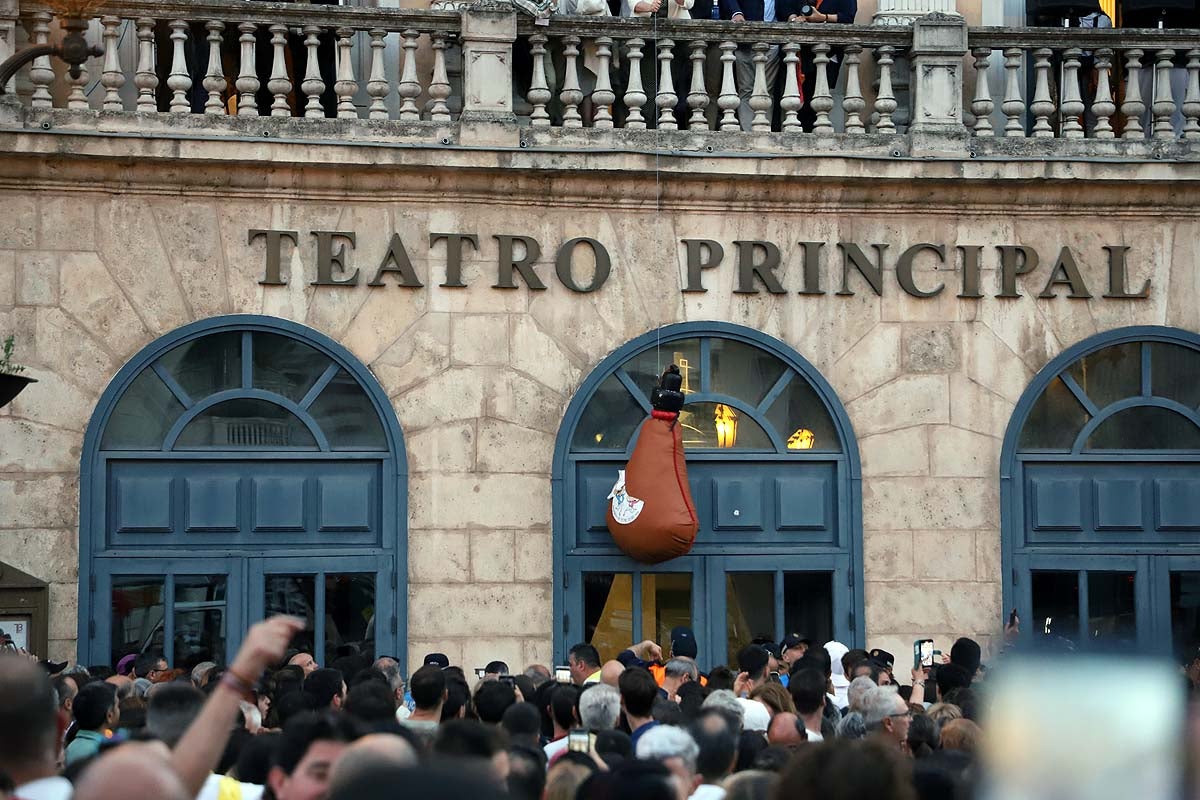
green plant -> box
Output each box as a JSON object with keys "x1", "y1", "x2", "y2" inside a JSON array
[{"x1": 0, "y1": 336, "x2": 26, "y2": 376}]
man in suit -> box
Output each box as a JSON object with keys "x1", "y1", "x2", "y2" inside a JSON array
[{"x1": 720, "y1": 0, "x2": 782, "y2": 131}]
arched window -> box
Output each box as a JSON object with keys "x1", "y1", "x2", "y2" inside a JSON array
[
  {"x1": 555, "y1": 324, "x2": 861, "y2": 667},
  {"x1": 80, "y1": 316, "x2": 406, "y2": 671},
  {"x1": 1004, "y1": 327, "x2": 1200, "y2": 657}
]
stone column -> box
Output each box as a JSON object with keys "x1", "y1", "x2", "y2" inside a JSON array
[
  {"x1": 908, "y1": 12, "x2": 968, "y2": 147},
  {"x1": 458, "y1": 1, "x2": 519, "y2": 146},
  {"x1": 0, "y1": 0, "x2": 20, "y2": 123},
  {"x1": 872, "y1": 0, "x2": 961, "y2": 133}
]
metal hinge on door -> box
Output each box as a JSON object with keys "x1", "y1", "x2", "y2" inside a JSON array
[
  {"x1": 848, "y1": 611, "x2": 855, "y2": 631},
  {"x1": 563, "y1": 572, "x2": 569, "y2": 589},
  {"x1": 1012, "y1": 568, "x2": 1018, "y2": 586},
  {"x1": 391, "y1": 615, "x2": 397, "y2": 635},
  {"x1": 562, "y1": 613, "x2": 569, "y2": 635},
  {"x1": 88, "y1": 619, "x2": 95, "y2": 639},
  {"x1": 847, "y1": 570, "x2": 854, "y2": 589}
]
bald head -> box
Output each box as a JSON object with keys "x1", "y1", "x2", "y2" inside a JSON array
[
  {"x1": 74, "y1": 743, "x2": 188, "y2": 800},
  {"x1": 328, "y1": 734, "x2": 418, "y2": 795},
  {"x1": 767, "y1": 712, "x2": 805, "y2": 747},
  {"x1": 600, "y1": 660, "x2": 625, "y2": 687},
  {"x1": 0, "y1": 655, "x2": 61, "y2": 783}
]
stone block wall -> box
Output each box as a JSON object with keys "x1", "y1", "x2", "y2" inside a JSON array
[{"x1": 0, "y1": 136, "x2": 1193, "y2": 669}]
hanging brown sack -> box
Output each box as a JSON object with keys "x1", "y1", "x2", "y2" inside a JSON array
[{"x1": 606, "y1": 365, "x2": 699, "y2": 564}]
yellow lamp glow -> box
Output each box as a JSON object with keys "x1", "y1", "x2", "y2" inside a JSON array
[
  {"x1": 787, "y1": 428, "x2": 815, "y2": 450},
  {"x1": 715, "y1": 403, "x2": 738, "y2": 448}
]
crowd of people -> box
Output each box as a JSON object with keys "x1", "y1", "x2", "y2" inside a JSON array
[{"x1": 0, "y1": 615, "x2": 1001, "y2": 800}]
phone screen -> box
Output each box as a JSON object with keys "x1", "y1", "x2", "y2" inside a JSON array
[
  {"x1": 914, "y1": 639, "x2": 934, "y2": 669},
  {"x1": 981, "y1": 657, "x2": 1184, "y2": 800},
  {"x1": 475, "y1": 668, "x2": 487, "y2": 679},
  {"x1": 554, "y1": 666, "x2": 573, "y2": 684},
  {"x1": 567, "y1": 729, "x2": 593, "y2": 753}
]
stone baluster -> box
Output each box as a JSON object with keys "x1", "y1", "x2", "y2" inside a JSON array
[
  {"x1": 842, "y1": 44, "x2": 865, "y2": 135},
  {"x1": 429, "y1": 32, "x2": 452, "y2": 124},
  {"x1": 100, "y1": 16, "x2": 125, "y2": 112},
  {"x1": 560, "y1": 36, "x2": 584, "y2": 128},
  {"x1": 1092, "y1": 48, "x2": 1115, "y2": 139},
  {"x1": 1060, "y1": 47, "x2": 1084, "y2": 138},
  {"x1": 1002, "y1": 47, "x2": 1025, "y2": 137},
  {"x1": 168, "y1": 20, "x2": 192, "y2": 113},
  {"x1": 1184, "y1": 49, "x2": 1200, "y2": 140},
  {"x1": 622, "y1": 37, "x2": 647, "y2": 130},
  {"x1": 268, "y1": 24, "x2": 292, "y2": 116},
  {"x1": 335, "y1": 27, "x2": 358, "y2": 119},
  {"x1": 1029, "y1": 47, "x2": 1054, "y2": 137},
  {"x1": 748, "y1": 42, "x2": 771, "y2": 132},
  {"x1": 718, "y1": 40, "x2": 739, "y2": 132},
  {"x1": 366, "y1": 29, "x2": 389, "y2": 120},
  {"x1": 301, "y1": 25, "x2": 326, "y2": 118},
  {"x1": 811, "y1": 42, "x2": 834, "y2": 136},
  {"x1": 236, "y1": 22, "x2": 260, "y2": 116},
  {"x1": 874, "y1": 44, "x2": 896, "y2": 133},
  {"x1": 29, "y1": 11, "x2": 53, "y2": 108},
  {"x1": 66, "y1": 53, "x2": 89, "y2": 110},
  {"x1": 1153, "y1": 48, "x2": 1176, "y2": 140},
  {"x1": 657, "y1": 38, "x2": 678, "y2": 131},
  {"x1": 780, "y1": 42, "x2": 801, "y2": 133},
  {"x1": 397, "y1": 29, "x2": 421, "y2": 121},
  {"x1": 970, "y1": 46, "x2": 993, "y2": 136},
  {"x1": 202, "y1": 21, "x2": 226, "y2": 115},
  {"x1": 687, "y1": 40, "x2": 709, "y2": 130},
  {"x1": 528, "y1": 33, "x2": 553, "y2": 127},
  {"x1": 135, "y1": 18, "x2": 159, "y2": 113},
  {"x1": 592, "y1": 37, "x2": 616, "y2": 129},
  {"x1": 1121, "y1": 49, "x2": 1145, "y2": 139}
]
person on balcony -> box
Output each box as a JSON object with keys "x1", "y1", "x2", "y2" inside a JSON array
[
  {"x1": 720, "y1": 0, "x2": 783, "y2": 131},
  {"x1": 620, "y1": 0, "x2": 694, "y2": 127},
  {"x1": 786, "y1": 0, "x2": 857, "y2": 132}
]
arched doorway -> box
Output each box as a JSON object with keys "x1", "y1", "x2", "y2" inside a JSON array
[
  {"x1": 1002, "y1": 326, "x2": 1200, "y2": 656},
  {"x1": 553, "y1": 323, "x2": 863, "y2": 668},
  {"x1": 78, "y1": 315, "x2": 407, "y2": 670}
]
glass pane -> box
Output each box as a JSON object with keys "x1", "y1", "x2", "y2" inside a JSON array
[
  {"x1": 1086, "y1": 572, "x2": 1137, "y2": 650},
  {"x1": 158, "y1": 332, "x2": 241, "y2": 401},
  {"x1": 174, "y1": 576, "x2": 226, "y2": 670},
  {"x1": 266, "y1": 575, "x2": 316, "y2": 657},
  {"x1": 640, "y1": 574, "x2": 692, "y2": 651},
  {"x1": 1170, "y1": 572, "x2": 1200, "y2": 664},
  {"x1": 111, "y1": 577, "x2": 165, "y2": 668},
  {"x1": 726, "y1": 573, "x2": 775, "y2": 666},
  {"x1": 101, "y1": 370, "x2": 185, "y2": 450},
  {"x1": 626, "y1": 339, "x2": 703, "y2": 401},
  {"x1": 1151, "y1": 343, "x2": 1200, "y2": 410},
  {"x1": 783, "y1": 572, "x2": 833, "y2": 649},
  {"x1": 584, "y1": 573, "x2": 632, "y2": 664},
  {"x1": 253, "y1": 332, "x2": 329, "y2": 403},
  {"x1": 1086, "y1": 406, "x2": 1200, "y2": 450},
  {"x1": 710, "y1": 339, "x2": 787, "y2": 407},
  {"x1": 325, "y1": 574, "x2": 376, "y2": 664},
  {"x1": 765, "y1": 378, "x2": 841, "y2": 452},
  {"x1": 1031, "y1": 570, "x2": 1080, "y2": 649},
  {"x1": 1067, "y1": 342, "x2": 1141, "y2": 410},
  {"x1": 175, "y1": 399, "x2": 318, "y2": 449},
  {"x1": 1018, "y1": 377, "x2": 1090, "y2": 451},
  {"x1": 571, "y1": 375, "x2": 644, "y2": 451},
  {"x1": 680, "y1": 402, "x2": 773, "y2": 450},
  {"x1": 308, "y1": 370, "x2": 387, "y2": 451}
]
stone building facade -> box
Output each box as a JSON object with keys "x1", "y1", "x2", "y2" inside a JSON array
[{"x1": 0, "y1": 0, "x2": 1197, "y2": 674}]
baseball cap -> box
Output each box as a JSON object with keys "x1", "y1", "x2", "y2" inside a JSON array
[
  {"x1": 950, "y1": 638, "x2": 982, "y2": 674},
  {"x1": 868, "y1": 648, "x2": 895, "y2": 671},
  {"x1": 424, "y1": 652, "x2": 450, "y2": 669},
  {"x1": 484, "y1": 660, "x2": 509, "y2": 675},
  {"x1": 752, "y1": 637, "x2": 782, "y2": 659},
  {"x1": 670, "y1": 626, "x2": 698, "y2": 659},
  {"x1": 780, "y1": 633, "x2": 810, "y2": 652},
  {"x1": 737, "y1": 644, "x2": 770, "y2": 676}
]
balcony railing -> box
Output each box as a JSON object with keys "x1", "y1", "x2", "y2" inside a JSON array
[{"x1": 4, "y1": 0, "x2": 1200, "y2": 158}]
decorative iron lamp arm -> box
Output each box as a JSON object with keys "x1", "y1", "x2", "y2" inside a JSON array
[{"x1": 0, "y1": 18, "x2": 102, "y2": 91}]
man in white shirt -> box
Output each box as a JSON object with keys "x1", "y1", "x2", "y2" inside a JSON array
[{"x1": 1, "y1": 655, "x2": 72, "y2": 800}]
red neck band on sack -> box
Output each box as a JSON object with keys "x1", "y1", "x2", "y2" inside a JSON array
[{"x1": 651, "y1": 410, "x2": 679, "y2": 421}]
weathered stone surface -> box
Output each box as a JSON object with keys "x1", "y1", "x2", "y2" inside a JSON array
[
  {"x1": 406, "y1": 422, "x2": 477, "y2": 474},
  {"x1": 393, "y1": 367, "x2": 490, "y2": 431},
  {"x1": 864, "y1": 531, "x2": 913, "y2": 582},
  {"x1": 476, "y1": 418, "x2": 554, "y2": 474},
  {"x1": 409, "y1": 530, "x2": 471, "y2": 583},
  {"x1": 33, "y1": 308, "x2": 115, "y2": 392},
  {"x1": 0, "y1": 250, "x2": 13, "y2": 308},
  {"x1": 913, "y1": 530, "x2": 976, "y2": 581},
  {"x1": 40, "y1": 196, "x2": 96, "y2": 251},
  {"x1": 372, "y1": 313, "x2": 451, "y2": 398},
  {"x1": 410, "y1": 473, "x2": 552, "y2": 529},
  {"x1": 929, "y1": 426, "x2": 998, "y2": 478},
  {"x1": 845, "y1": 375, "x2": 950, "y2": 436},
  {"x1": 409, "y1": 583, "x2": 552, "y2": 637},
  {"x1": 0, "y1": 475, "x2": 77, "y2": 529},
  {"x1": 0, "y1": 419, "x2": 81, "y2": 472},
  {"x1": 0, "y1": 528, "x2": 78, "y2": 583},
  {"x1": 486, "y1": 371, "x2": 566, "y2": 434},
  {"x1": 17, "y1": 252, "x2": 56, "y2": 306},
  {"x1": 860, "y1": 427, "x2": 929, "y2": 477},
  {"x1": 509, "y1": 315, "x2": 582, "y2": 396},
  {"x1": 960, "y1": 323, "x2": 1032, "y2": 404},
  {"x1": 471, "y1": 529, "x2": 516, "y2": 582},
  {"x1": 406, "y1": 639, "x2": 464, "y2": 675},
  {"x1": 341, "y1": 289, "x2": 430, "y2": 368},
  {"x1": 948, "y1": 373, "x2": 1015, "y2": 439},
  {"x1": 866, "y1": 581, "x2": 1000, "y2": 635},
  {"x1": 902, "y1": 324, "x2": 959, "y2": 373},
  {"x1": 452, "y1": 313, "x2": 510, "y2": 366},
  {"x1": 96, "y1": 198, "x2": 192, "y2": 335},
  {"x1": 976, "y1": 528, "x2": 1002, "y2": 584},
  {"x1": 515, "y1": 529, "x2": 553, "y2": 583},
  {"x1": 48, "y1": 583, "x2": 78, "y2": 641},
  {"x1": 153, "y1": 202, "x2": 231, "y2": 321},
  {"x1": 863, "y1": 477, "x2": 997, "y2": 531},
  {"x1": 0, "y1": 194, "x2": 36, "y2": 249},
  {"x1": 522, "y1": 637, "x2": 554, "y2": 669},
  {"x1": 7, "y1": 369, "x2": 95, "y2": 433},
  {"x1": 829, "y1": 324, "x2": 902, "y2": 404},
  {"x1": 460, "y1": 638, "x2": 525, "y2": 675},
  {"x1": 58, "y1": 251, "x2": 150, "y2": 361}
]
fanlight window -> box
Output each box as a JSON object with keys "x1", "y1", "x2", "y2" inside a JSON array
[
  {"x1": 570, "y1": 336, "x2": 842, "y2": 453},
  {"x1": 101, "y1": 330, "x2": 387, "y2": 452},
  {"x1": 1018, "y1": 341, "x2": 1200, "y2": 453}
]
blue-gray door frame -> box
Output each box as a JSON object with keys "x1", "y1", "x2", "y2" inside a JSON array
[
  {"x1": 1001, "y1": 326, "x2": 1200, "y2": 653},
  {"x1": 77, "y1": 315, "x2": 408, "y2": 667},
  {"x1": 552, "y1": 322, "x2": 864, "y2": 664}
]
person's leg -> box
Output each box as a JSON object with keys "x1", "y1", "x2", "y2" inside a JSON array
[
  {"x1": 734, "y1": 44, "x2": 756, "y2": 131},
  {"x1": 761, "y1": 44, "x2": 780, "y2": 130}
]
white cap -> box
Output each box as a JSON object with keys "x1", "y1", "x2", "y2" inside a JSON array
[{"x1": 736, "y1": 698, "x2": 771, "y2": 732}]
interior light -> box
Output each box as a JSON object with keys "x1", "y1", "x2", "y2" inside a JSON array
[
  {"x1": 787, "y1": 428, "x2": 815, "y2": 450},
  {"x1": 715, "y1": 404, "x2": 738, "y2": 448}
]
